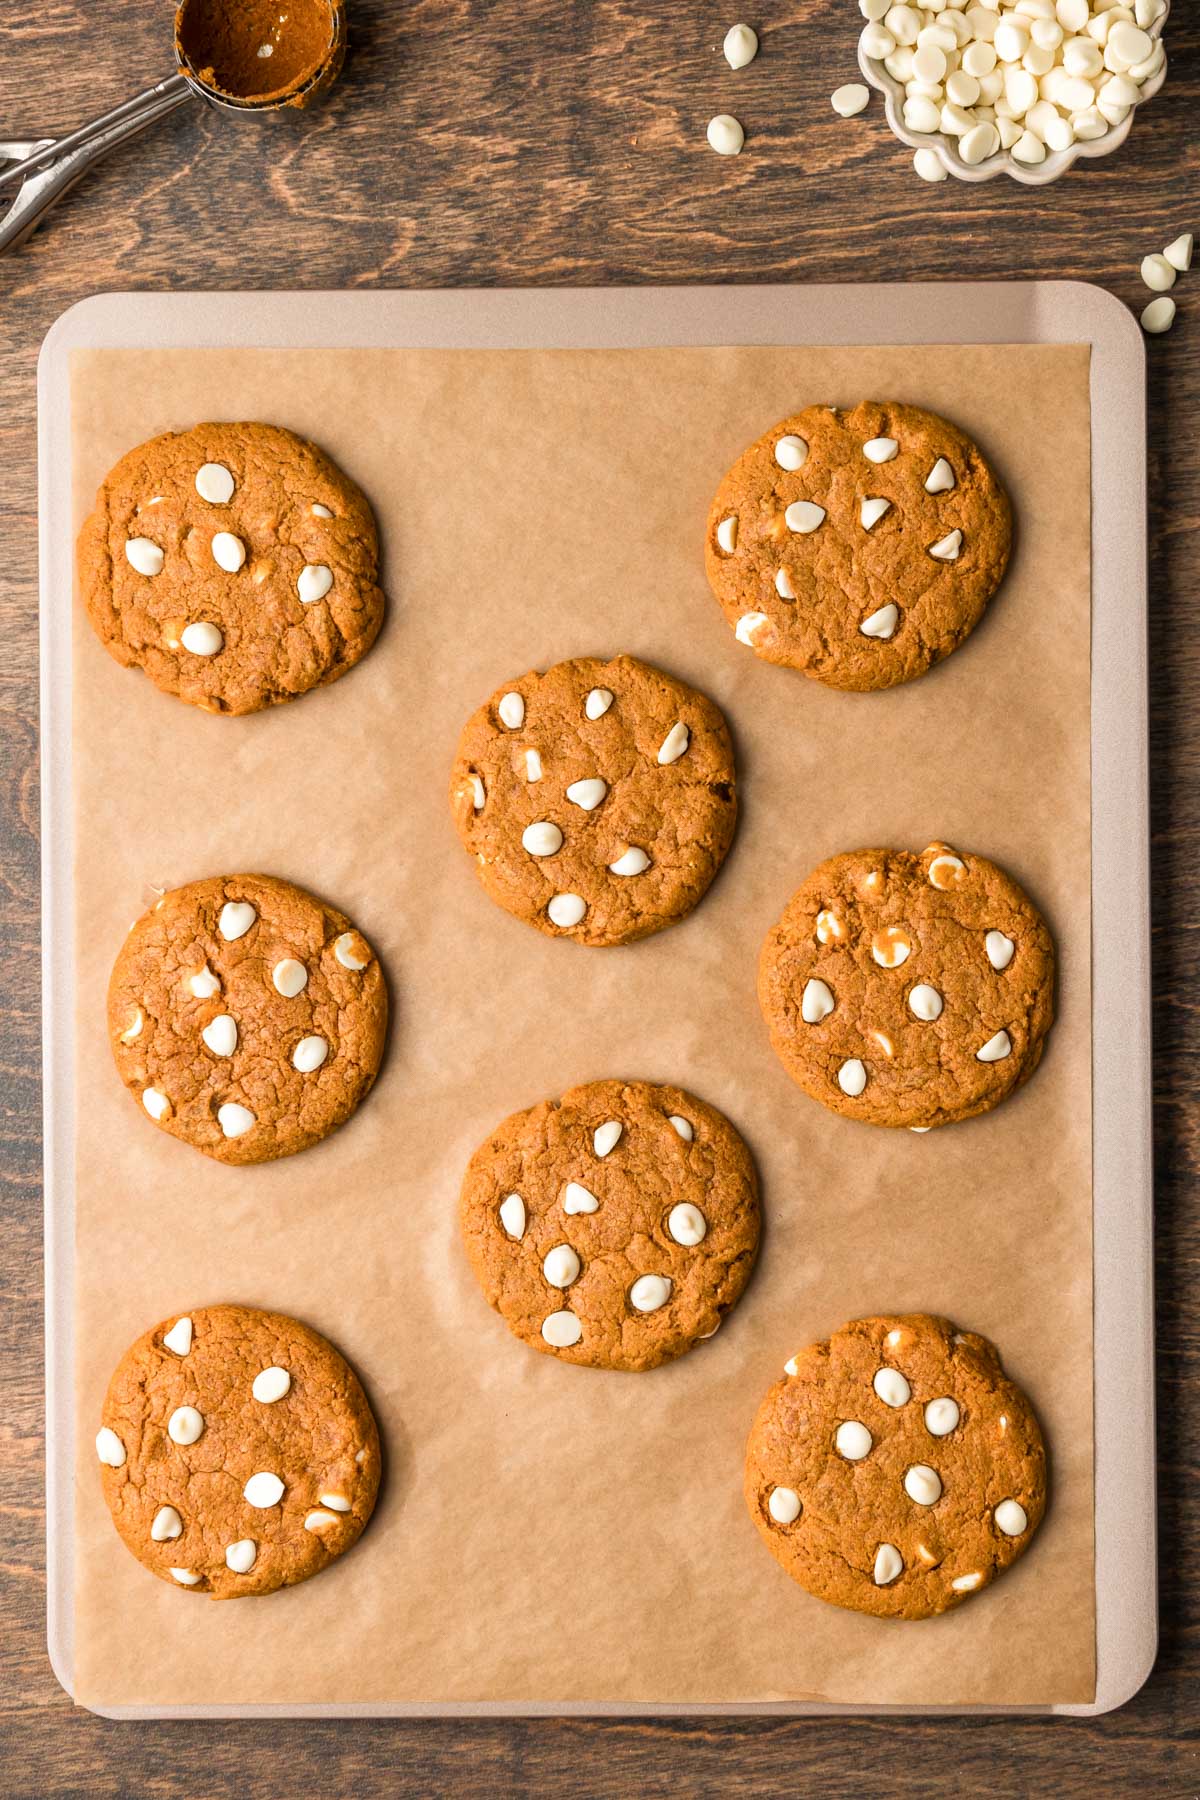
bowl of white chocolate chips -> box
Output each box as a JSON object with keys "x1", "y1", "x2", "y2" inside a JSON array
[{"x1": 857, "y1": 0, "x2": 1169, "y2": 185}]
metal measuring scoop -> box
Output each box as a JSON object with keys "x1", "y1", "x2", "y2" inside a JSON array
[{"x1": 0, "y1": 0, "x2": 346, "y2": 255}]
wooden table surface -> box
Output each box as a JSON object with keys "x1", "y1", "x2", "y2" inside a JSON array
[{"x1": 2, "y1": 3, "x2": 1197, "y2": 1794}]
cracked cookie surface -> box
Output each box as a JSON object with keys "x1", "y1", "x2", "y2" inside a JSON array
[
  {"x1": 108, "y1": 872, "x2": 387, "y2": 1165},
  {"x1": 96, "y1": 1303, "x2": 381, "y2": 1598},
  {"x1": 745, "y1": 1313, "x2": 1047, "y2": 1619},
  {"x1": 758, "y1": 842, "x2": 1055, "y2": 1130},
  {"x1": 460, "y1": 1079, "x2": 760, "y2": 1371},
  {"x1": 78, "y1": 422, "x2": 385, "y2": 715},
  {"x1": 449, "y1": 654, "x2": 737, "y2": 947},
  {"x1": 705, "y1": 401, "x2": 1012, "y2": 692}
]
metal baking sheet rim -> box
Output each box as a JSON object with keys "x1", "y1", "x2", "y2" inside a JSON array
[{"x1": 38, "y1": 283, "x2": 1155, "y2": 1720}]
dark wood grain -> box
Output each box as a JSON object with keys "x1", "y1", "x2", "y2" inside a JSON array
[{"x1": 1, "y1": 2, "x2": 1197, "y2": 1794}]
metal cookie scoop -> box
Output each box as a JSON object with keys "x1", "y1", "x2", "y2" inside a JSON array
[{"x1": 0, "y1": 0, "x2": 346, "y2": 256}]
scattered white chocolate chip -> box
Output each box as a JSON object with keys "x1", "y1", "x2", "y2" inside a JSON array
[
  {"x1": 219, "y1": 900, "x2": 256, "y2": 940},
  {"x1": 542, "y1": 1310, "x2": 582, "y2": 1347},
  {"x1": 716, "y1": 514, "x2": 738, "y2": 554},
  {"x1": 928, "y1": 529, "x2": 963, "y2": 561},
  {"x1": 873, "y1": 1543, "x2": 903, "y2": 1586},
  {"x1": 784, "y1": 1356, "x2": 799, "y2": 1377},
  {"x1": 835, "y1": 1419, "x2": 872, "y2": 1460},
  {"x1": 151, "y1": 1505, "x2": 183, "y2": 1541},
  {"x1": 217, "y1": 1102, "x2": 256, "y2": 1139},
  {"x1": 1141, "y1": 296, "x2": 1176, "y2": 334},
  {"x1": 548, "y1": 893, "x2": 586, "y2": 928},
  {"x1": 304, "y1": 1509, "x2": 339, "y2": 1532},
  {"x1": 195, "y1": 462, "x2": 235, "y2": 505},
  {"x1": 1141, "y1": 253, "x2": 1176, "y2": 293},
  {"x1": 201, "y1": 1013, "x2": 238, "y2": 1057},
  {"x1": 226, "y1": 1539, "x2": 257, "y2": 1573},
  {"x1": 860, "y1": 496, "x2": 892, "y2": 530},
  {"x1": 723, "y1": 21, "x2": 758, "y2": 68},
  {"x1": 311, "y1": 502, "x2": 334, "y2": 519},
  {"x1": 188, "y1": 964, "x2": 221, "y2": 999},
  {"x1": 96, "y1": 1426, "x2": 126, "y2": 1467},
  {"x1": 775, "y1": 567, "x2": 796, "y2": 599},
  {"x1": 785, "y1": 500, "x2": 826, "y2": 534},
  {"x1": 668, "y1": 1203, "x2": 707, "y2": 1246},
  {"x1": 863, "y1": 436, "x2": 899, "y2": 463},
  {"x1": 873, "y1": 1367, "x2": 912, "y2": 1408},
  {"x1": 125, "y1": 537, "x2": 164, "y2": 577},
  {"x1": 768, "y1": 1486, "x2": 802, "y2": 1524},
  {"x1": 816, "y1": 909, "x2": 845, "y2": 945},
  {"x1": 543, "y1": 1244, "x2": 581, "y2": 1289},
  {"x1": 668, "y1": 1114, "x2": 694, "y2": 1142},
  {"x1": 181, "y1": 621, "x2": 224, "y2": 657},
  {"x1": 832, "y1": 81, "x2": 871, "y2": 117},
  {"x1": 657, "y1": 721, "x2": 690, "y2": 765},
  {"x1": 801, "y1": 977, "x2": 835, "y2": 1024},
  {"x1": 976, "y1": 1028, "x2": 1012, "y2": 1063},
  {"x1": 860, "y1": 603, "x2": 899, "y2": 640},
  {"x1": 170, "y1": 1568, "x2": 202, "y2": 1587},
  {"x1": 498, "y1": 691, "x2": 525, "y2": 729},
  {"x1": 319, "y1": 1492, "x2": 351, "y2": 1513},
  {"x1": 736, "y1": 611, "x2": 771, "y2": 647},
  {"x1": 522, "y1": 821, "x2": 563, "y2": 857},
  {"x1": 630, "y1": 1274, "x2": 672, "y2": 1313},
  {"x1": 119, "y1": 1007, "x2": 144, "y2": 1044},
  {"x1": 926, "y1": 850, "x2": 965, "y2": 890},
  {"x1": 925, "y1": 1396, "x2": 960, "y2": 1436},
  {"x1": 334, "y1": 931, "x2": 371, "y2": 971},
  {"x1": 914, "y1": 148, "x2": 948, "y2": 181},
  {"x1": 904, "y1": 1464, "x2": 942, "y2": 1505},
  {"x1": 524, "y1": 749, "x2": 543, "y2": 783},
  {"x1": 211, "y1": 531, "x2": 246, "y2": 574},
  {"x1": 243, "y1": 1471, "x2": 284, "y2": 1508},
  {"x1": 566, "y1": 777, "x2": 607, "y2": 811},
  {"x1": 593, "y1": 1120, "x2": 623, "y2": 1158},
  {"x1": 293, "y1": 1034, "x2": 329, "y2": 1073},
  {"x1": 585, "y1": 687, "x2": 613, "y2": 720},
  {"x1": 163, "y1": 1316, "x2": 193, "y2": 1356},
  {"x1": 168, "y1": 1406, "x2": 204, "y2": 1446},
  {"x1": 273, "y1": 958, "x2": 308, "y2": 998},
  {"x1": 1164, "y1": 233, "x2": 1194, "y2": 273},
  {"x1": 498, "y1": 1193, "x2": 527, "y2": 1238},
  {"x1": 995, "y1": 1498, "x2": 1028, "y2": 1536},
  {"x1": 142, "y1": 1088, "x2": 171, "y2": 1122},
  {"x1": 707, "y1": 113, "x2": 745, "y2": 155},
  {"x1": 609, "y1": 847, "x2": 651, "y2": 876},
  {"x1": 908, "y1": 983, "x2": 944, "y2": 1022},
  {"x1": 468, "y1": 773, "x2": 485, "y2": 810},
  {"x1": 837, "y1": 1058, "x2": 867, "y2": 1097},
  {"x1": 563, "y1": 1181, "x2": 599, "y2": 1214},
  {"x1": 925, "y1": 457, "x2": 955, "y2": 493},
  {"x1": 951, "y1": 1571, "x2": 983, "y2": 1592},
  {"x1": 252, "y1": 1366, "x2": 291, "y2": 1404},
  {"x1": 774, "y1": 434, "x2": 809, "y2": 470},
  {"x1": 297, "y1": 563, "x2": 333, "y2": 604},
  {"x1": 985, "y1": 930, "x2": 1015, "y2": 971}
]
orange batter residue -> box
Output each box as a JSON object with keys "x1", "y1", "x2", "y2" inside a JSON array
[{"x1": 177, "y1": 0, "x2": 341, "y2": 106}]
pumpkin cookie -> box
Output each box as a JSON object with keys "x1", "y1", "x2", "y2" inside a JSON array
[
  {"x1": 449, "y1": 655, "x2": 737, "y2": 947},
  {"x1": 78, "y1": 422, "x2": 385, "y2": 715},
  {"x1": 95, "y1": 1304, "x2": 381, "y2": 1597},
  {"x1": 705, "y1": 402, "x2": 1012, "y2": 692},
  {"x1": 745, "y1": 1313, "x2": 1047, "y2": 1619},
  {"x1": 758, "y1": 842, "x2": 1054, "y2": 1130},
  {"x1": 108, "y1": 873, "x2": 387, "y2": 1165},
  {"x1": 460, "y1": 1079, "x2": 760, "y2": 1371}
]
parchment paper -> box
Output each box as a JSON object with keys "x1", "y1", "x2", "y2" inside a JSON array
[{"x1": 69, "y1": 341, "x2": 1094, "y2": 1709}]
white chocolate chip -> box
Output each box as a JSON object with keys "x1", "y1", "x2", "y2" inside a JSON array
[
  {"x1": 297, "y1": 563, "x2": 333, "y2": 604},
  {"x1": 304, "y1": 1509, "x2": 339, "y2": 1532},
  {"x1": 585, "y1": 687, "x2": 613, "y2": 719},
  {"x1": 928, "y1": 528, "x2": 963, "y2": 561},
  {"x1": 243, "y1": 1471, "x2": 284, "y2": 1508},
  {"x1": 119, "y1": 1006, "x2": 144, "y2": 1044},
  {"x1": 311, "y1": 502, "x2": 334, "y2": 519},
  {"x1": 860, "y1": 496, "x2": 892, "y2": 530},
  {"x1": 835, "y1": 1420, "x2": 872, "y2": 1460},
  {"x1": 293, "y1": 1034, "x2": 329, "y2": 1073},
  {"x1": 961, "y1": 120, "x2": 1000, "y2": 163},
  {"x1": 925, "y1": 457, "x2": 956, "y2": 493},
  {"x1": 211, "y1": 531, "x2": 246, "y2": 574},
  {"x1": 219, "y1": 900, "x2": 256, "y2": 940},
  {"x1": 801, "y1": 977, "x2": 835, "y2": 1023},
  {"x1": 768, "y1": 1486, "x2": 802, "y2": 1524},
  {"x1": 873, "y1": 1543, "x2": 903, "y2": 1586},
  {"x1": 774, "y1": 434, "x2": 809, "y2": 470},
  {"x1": 630, "y1": 1273, "x2": 672, "y2": 1313},
  {"x1": 832, "y1": 81, "x2": 871, "y2": 116},
  {"x1": 593, "y1": 1120, "x2": 623, "y2": 1157},
  {"x1": 873, "y1": 1367, "x2": 912, "y2": 1407},
  {"x1": 707, "y1": 113, "x2": 745, "y2": 155},
  {"x1": 170, "y1": 1568, "x2": 202, "y2": 1587},
  {"x1": 498, "y1": 691, "x2": 525, "y2": 729},
  {"x1": 1141, "y1": 296, "x2": 1176, "y2": 335},
  {"x1": 861, "y1": 22, "x2": 897, "y2": 56},
  {"x1": 181, "y1": 621, "x2": 224, "y2": 657},
  {"x1": 522, "y1": 821, "x2": 563, "y2": 857},
  {"x1": 657, "y1": 721, "x2": 690, "y2": 765},
  {"x1": 716, "y1": 514, "x2": 738, "y2": 553},
  {"x1": 863, "y1": 436, "x2": 899, "y2": 464},
  {"x1": 668, "y1": 1114, "x2": 693, "y2": 1141},
  {"x1": 543, "y1": 1243, "x2": 581, "y2": 1288},
  {"x1": 201, "y1": 1013, "x2": 238, "y2": 1057},
  {"x1": 142, "y1": 1087, "x2": 171, "y2": 1122},
  {"x1": 566, "y1": 777, "x2": 607, "y2": 811},
  {"x1": 252, "y1": 1366, "x2": 291, "y2": 1404},
  {"x1": 995, "y1": 1498, "x2": 1029, "y2": 1536},
  {"x1": 924, "y1": 1396, "x2": 960, "y2": 1436},
  {"x1": 837, "y1": 1058, "x2": 867, "y2": 1097},
  {"x1": 125, "y1": 537, "x2": 164, "y2": 577},
  {"x1": 163, "y1": 1316, "x2": 193, "y2": 1356},
  {"x1": 816, "y1": 909, "x2": 845, "y2": 945},
  {"x1": 548, "y1": 893, "x2": 586, "y2": 928},
  {"x1": 1164, "y1": 233, "x2": 1194, "y2": 273},
  {"x1": 927, "y1": 849, "x2": 965, "y2": 889},
  {"x1": 334, "y1": 931, "x2": 371, "y2": 971},
  {"x1": 318, "y1": 1492, "x2": 351, "y2": 1513},
  {"x1": 860, "y1": 603, "x2": 899, "y2": 640},
  {"x1": 985, "y1": 930, "x2": 1015, "y2": 970},
  {"x1": 524, "y1": 749, "x2": 543, "y2": 782},
  {"x1": 784, "y1": 1356, "x2": 799, "y2": 1376},
  {"x1": 225, "y1": 1539, "x2": 257, "y2": 1573},
  {"x1": 667, "y1": 1202, "x2": 707, "y2": 1246},
  {"x1": 914, "y1": 147, "x2": 948, "y2": 180},
  {"x1": 499, "y1": 1193, "x2": 526, "y2": 1238},
  {"x1": 541, "y1": 1311, "x2": 583, "y2": 1347},
  {"x1": 951, "y1": 1571, "x2": 983, "y2": 1592},
  {"x1": 976, "y1": 1028, "x2": 1012, "y2": 1062},
  {"x1": 785, "y1": 500, "x2": 826, "y2": 534},
  {"x1": 610, "y1": 847, "x2": 651, "y2": 877},
  {"x1": 723, "y1": 21, "x2": 758, "y2": 68},
  {"x1": 151, "y1": 1505, "x2": 183, "y2": 1541},
  {"x1": 775, "y1": 567, "x2": 796, "y2": 599},
  {"x1": 168, "y1": 1406, "x2": 204, "y2": 1446},
  {"x1": 217, "y1": 1102, "x2": 256, "y2": 1139},
  {"x1": 908, "y1": 983, "x2": 944, "y2": 1021},
  {"x1": 736, "y1": 611, "x2": 771, "y2": 647},
  {"x1": 904, "y1": 1463, "x2": 942, "y2": 1505},
  {"x1": 563, "y1": 1181, "x2": 599, "y2": 1214},
  {"x1": 96, "y1": 1426, "x2": 126, "y2": 1467},
  {"x1": 1141, "y1": 253, "x2": 1176, "y2": 293},
  {"x1": 195, "y1": 462, "x2": 235, "y2": 504},
  {"x1": 273, "y1": 958, "x2": 308, "y2": 997},
  {"x1": 188, "y1": 964, "x2": 221, "y2": 999}
]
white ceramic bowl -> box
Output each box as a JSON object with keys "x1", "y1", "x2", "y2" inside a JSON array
[{"x1": 858, "y1": 1, "x2": 1170, "y2": 185}]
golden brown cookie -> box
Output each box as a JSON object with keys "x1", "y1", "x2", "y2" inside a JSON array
[
  {"x1": 95, "y1": 1304, "x2": 381, "y2": 1598},
  {"x1": 460, "y1": 1079, "x2": 760, "y2": 1371},
  {"x1": 705, "y1": 402, "x2": 1012, "y2": 692},
  {"x1": 758, "y1": 842, "x2": 1054, "y2": 1130},
  {"x1": 78, "y1": 422, "x2": 385, "y2": 715},
  {"x1": 449, "y1": 655, "x2": 737, "y2": 947},
  {"x1": 745, "y1": 1313, "x2": 1047, "y2": 1619},
  {"x1": 108, "y1": 873, "x2": 387, "y2": 1165}
]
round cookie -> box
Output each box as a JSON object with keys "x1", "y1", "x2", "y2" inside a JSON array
[
  {"x1": 705, "y1": 401, "x2": 1012, "y2": 692},
  {"x1": 449, "y1": 654, "x2": 737, "y2": 947},
  {"x1": 78, "y1": 422, "x2": 385, "y2": 715},
  {"x1": 459, "y1": 1079, "x2": 760, "y2": 1371},
  {"x1": 758, "y1": 842, "x2": 1054, "y2": 1130},
  {"x1": 95, "y1": 1304, "x2": 381, "y2": 1598},
  {"x1": 745, "y1": 1313, "x2": 1047, "y2": 1619},
  {"x1": 108, "y1": 873, "x2": 387, "y2": 1165}
]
